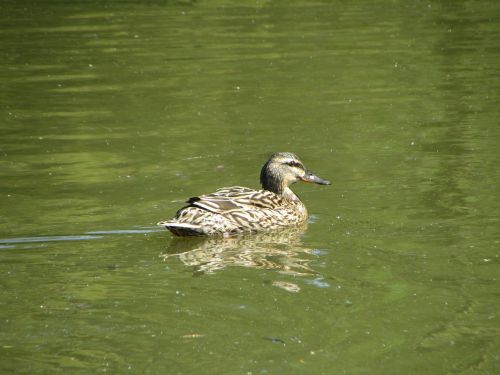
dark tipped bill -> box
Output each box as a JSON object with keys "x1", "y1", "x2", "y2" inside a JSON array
[{"x1": 300, "y1": 171, "x2": 331, "y2": 185}]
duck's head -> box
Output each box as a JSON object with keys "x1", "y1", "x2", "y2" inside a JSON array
[{"x1": 260, "y1": 152, "x2": 331, "y2": 194}]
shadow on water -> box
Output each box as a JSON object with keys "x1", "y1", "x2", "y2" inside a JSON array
[{"x1": 160, "y1": 224, "x2": 320, "y2": 279}]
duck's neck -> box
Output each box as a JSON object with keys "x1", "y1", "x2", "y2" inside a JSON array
[
  {"x1": 261, "y1": 173, "x2": 284, "y2": 193},
  {"x1": 260, "y1": 166, "x2": 301, "y2": 202},
  {"x1": 261, "y1": 168, "x2": 284, "y2": 194},
  {"x1": 281, "y1": 186, "x2": 302, "y2": 203},
  {"x1": 262, "y1": 180, "x2": 301, "y2": 203}
]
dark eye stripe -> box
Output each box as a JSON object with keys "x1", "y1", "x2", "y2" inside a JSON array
[{"x1": 286, "y1": 161, "x2": 302, "y2": 168}]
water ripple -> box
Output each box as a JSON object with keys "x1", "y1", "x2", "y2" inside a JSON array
[
  {"x1": 0, "y1": 228, "x2": 161, "y2": 245},
  {"x1": 0, "y1": 235, "x2": 103, "y2": 245}
]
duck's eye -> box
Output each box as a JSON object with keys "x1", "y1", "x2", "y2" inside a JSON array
[{"x1": 286, "y1": 161, "x2": 302, "y2": 169}]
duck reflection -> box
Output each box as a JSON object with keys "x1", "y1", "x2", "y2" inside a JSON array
[{"x1": 160, "y1": 224, "x2": 318, "y2": 276}]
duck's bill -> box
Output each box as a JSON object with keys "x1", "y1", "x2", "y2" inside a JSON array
[{"x1": 300, "y1": 172, "x2": 331, "y2": 185}]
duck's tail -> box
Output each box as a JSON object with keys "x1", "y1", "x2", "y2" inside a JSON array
[{"x1": 157, "y1": 221, "x2": 206, "y2": 237}]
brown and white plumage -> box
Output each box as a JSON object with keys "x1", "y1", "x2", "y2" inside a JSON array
[{"x1": 158, "y1": 152, "x2": 331, "y2": 236}]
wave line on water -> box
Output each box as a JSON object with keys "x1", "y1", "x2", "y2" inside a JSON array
[
  {"x1": 0, "y1": 227, "x2": 163, "y2": 246},
  {"x1": 85, "y1": 229, "x2": 162, "y2": 235},
  {"x1": 0, "y1": 235, "x2": 103, "y2": 244}
]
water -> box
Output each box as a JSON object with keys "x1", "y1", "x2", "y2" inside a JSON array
[{"x1": 1, "y1": 0, "x2": 499, "y2": 373}]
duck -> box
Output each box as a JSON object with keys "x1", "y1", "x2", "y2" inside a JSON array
[{"x1": 157, "y1": 152, "x2": 331, "y2": 236}]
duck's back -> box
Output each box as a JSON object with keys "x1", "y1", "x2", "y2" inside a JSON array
[{"x1": 158, "y1": 186, "x2": 307, "y2": 236}]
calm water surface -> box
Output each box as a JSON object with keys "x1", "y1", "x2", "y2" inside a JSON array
[{"x1": 1, "y1": 1, "x2": 499, "y2": 374}]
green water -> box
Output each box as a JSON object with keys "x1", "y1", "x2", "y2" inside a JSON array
[{"x1": 1, "y1": 0, "x2": 499, "y2": 373}]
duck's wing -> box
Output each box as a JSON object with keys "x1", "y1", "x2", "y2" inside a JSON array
[{"x1": 185, "y1": 186, "x2": 283, "y2": 214}]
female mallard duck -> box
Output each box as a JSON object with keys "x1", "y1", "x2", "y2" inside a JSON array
[{"x1": 158, "y1": 152, "x2": 331, "y2": 236}]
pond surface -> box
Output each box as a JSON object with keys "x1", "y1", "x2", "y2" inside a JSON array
[{"x1": 1, "y1": 0, "x2": 499, "y2": 374}]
